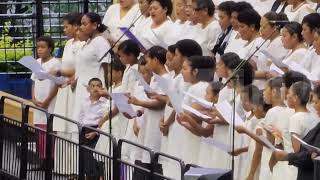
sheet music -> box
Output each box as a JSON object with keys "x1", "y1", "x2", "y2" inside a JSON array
[
  {"x1": 183, "y1": 91, "x2": 213, "y2": 109},
  {"x1": 182, "y1": 104, "x2": 212, "y2": 120},
  {"x1": 110, "y1": 93, "x2": 137, "y2": 118},
  {"x1": 257, "y1": 135, "x2": 277, "y2": 151},
  {"x1": 270, "y1": 63, "x2": 284, "y2": 75},
  {"x1": 120, "y1": 27, "x2": 146, "y2": 51},
  {"x1": 292, "y1": 134, "x2": 320, "y2": 153},
  {"x1": 215, "y1": 100, "x2": 244, "y2": 126},
  {"x1": 132, "y1": 69, "x2": 155, "y2": 93},
  {"x1": 260, "y1": 49, "x2": 287, "y2": 68},
  {"x1": 201, "y1": 137, "x2": 232, "y2": 153}
]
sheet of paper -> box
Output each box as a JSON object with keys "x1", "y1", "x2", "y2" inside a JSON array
[
  {"x1": 36, "y1": 71, "x2": 67, "y2": 85},
  {"x1": 110, "y1": 93, "x2": 137, "y2": 118},
  {"x1": 270, "y1": 63, "x2": 284, "y2": 75},
  {"x1": 214, "y1": 100, "x2": 243, "y2": 126},
  {"x1": 201, "y1": 137, "x2": 232, "y2": 153},
  {"x1": 18, "y1": 56, "x2": 44, "y2": 73},
  {"x1": 182, "y1": 104, "x2": 211, "y2": 120},
  {"x1": 260, "y1": 49, "x2": 287, "y2": 68},
  {"x1": 292, "y1": 134, "x2": 320, "y2": 153},
  {"x1": 257, "y1": 135, "x2": 277, "y2": 151},
  {"x1": 183, "y1": 91, "x2": 213, "y2": 109},
  {"x1": 132, "y1": 69, "x2": 155, "y2": 93},
  {"x1": 285, "y1": 61, "x2": 317, "y2": 81},
  {"x1": 119, "y1": 27, "x2": 146, "y2": 51}
]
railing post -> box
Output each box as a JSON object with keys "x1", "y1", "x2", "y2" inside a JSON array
[
  {"x1": 0, "y1": 97, "x2": 5, "y2": 170},
  {"x1": 113, "y1": 139, "x2": 120, "y2": 180},
  {"x1": 45, "y1": 113, "x2": 53, "y2": 180},
  {"x1": 83, "y1": 0, "x2": 89, "y2": 13},
  {"x1": 78, "y1": 126, "x2": 85, "y2": 180},
  {"x1": 35, "y1": 0, "x2": 44, "y2": 38},
  {"x1": 19, "y1": 104, "x2": 29, "y2": 179}
]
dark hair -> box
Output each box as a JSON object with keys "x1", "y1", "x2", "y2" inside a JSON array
[
  {"x1": 218, "y1": 1, "x2": 236, "y2": 17},
  {"x1": 118, "y1": 40, "x2": 140, "y2": 58},
  {"x1": 112, "y1": 55, "x2": 126, "y2": 74},
  {"x1": 268, "y1": 77, "x2": 283, "y2": 90},
  {"x1": 84, "y1": 12, "x2": 107, "y2": 33},
  {"x1": 88, "y1": 77, "x2": 102, "y2": 86},
  {"x1": 147, "y1": 46, "x2": 167, "y2": 65},
  {"x1": 236, "y1": 61, "x2": 254, "y2": 86},
  {"x1": 313, "y1": 84, "x2": 320, "y2": 98},
  {"x1": 284, "y1": 22, "x2": 304, "y2": 42},
  {"x1": 209, "y1": 81, "x2": 224, "y2": 95},
  {"x1": 194, "y1": 0, "x2": 215, "y2": 16},
  {"x1": 151, "y1": 0, "x2": 172, "y2": 16},
  {"x1": 63, "y1": 12, "x2": 82, "y2": 26},
  {"x1": 175, "y1": 39, "x2": 203, "y2": 57},
  {"x1": 37, "y1": 36, "x2": 55, "y2": 54},
  {"x1": 232, "y1": 1, "x2": 253, "y2": 13},
  {"x1": 168, "y1": 44, "x2": 176, "y2": 54},
  {"x1": 291, "y1": 81, "x2": 311, "y2": 105},
  {"x1": 186, "y1": 55, "x2": 215, "y2": 82},
  {"x1": 220, "y1": 52, "x2": 241, "y2": 70},
  {"x1": 264, "y1": 12, "x2": 288, "y2": 28},
  {"x1": 139, "y1": 55, "x2": 147, "y2": 66},
  {"x1": 237, "y1": 9, "x2": 261, "y2": 31},
  {"x1": 302, "y1": 13, "x2": 320, "y2": 32},
  {"x1": 250, "y1": 88, "x2": 272, "y2": 112},
  {"x1": 282, "y1": 71, "x2": 309, "y2": 89}
]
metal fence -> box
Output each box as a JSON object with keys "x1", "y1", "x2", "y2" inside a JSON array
[
  {"x1": 0, "y1": 0, "x2": 112, "y2": 73},
  {"x1": 0, "y1": 95, "x2": 188, "y2": 180}
]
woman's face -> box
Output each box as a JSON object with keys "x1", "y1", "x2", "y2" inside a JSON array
[
  {"x1": 181, "y1": 60, "x2": 195, "y2": 83},
  {"x1": 149, "y1": 1, "x2": 167, "y2": 23},
  {"x1": 286, "y1": 87, "x2": 297, "y2": 108},
  {"x1": 238, "y1": 22, "x2": 255, "y2": 41},
  {"x1": 259, "y1": 17, "x2": 275, "y2": 40},
  {"x1": 119, "y1": 0, "x2": 134, "y2": 8},
  {"x1": 175, "y1": 0, "x2": 187, "y2": 21},
  {"x1": 218, "y1": 10, "x2": 231, "y2": 31},
  {"x1": 80, "y1": 15, "x2": 97, "y2": 38},
  {"x1": 63, "y1": 20, "x2": 78, "y2": 38},
  {"x1": 216, "y1": 60, "x2": 228, "y2": 78},
  {"x1": 138, "y1": 0, "x2": 150, "y2": 14},
  {"x1": 145, "y1": 55, "x2": 157, "y2": 72},
  {"x1": 165, "y1": 51, "x2": 176, "y2": 71},
  {"x1": 230, "y1": 12, "x2": 239, "y2": 30},
  {"x1": 263, "y1": 85, "x2": 272, "y2": 104},
  {"x1": 281, "y1": 28, "x2": 297, "y2": 49},
  {"x1": 313, "y1": 32, "x2": 320, "y2": 54},
  {"x1": 302, "y1": 23, "x2": 314, "y2": 46}
]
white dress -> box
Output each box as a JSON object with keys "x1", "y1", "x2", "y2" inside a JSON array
[
  {"x1": 245, "y1": 0, "x2": 276, "y2": 15},
  {"x1": 283, "y1": 47, "x2": 309, "y2": 70},
  {"x1": 284, "y1": 3, "x2": 315, "y2": 23},
  {"x1": 102, "y1": 3, "x2": 140, "y2": 41},
  {"x1": 289, "y1": 112, "x2": 319, "y2": 138},
  {"x1": 141, "y1": 73, "x2": 172, "y2": 163},
  {"x1": 224, "y1": 30, "x2": 247, "y2": 54},
  {"x1": 179, "y1": 81, "x2": 209, "y2": 165},
  {"x1": 73, "y1": 36, "x2": 111, "y2": 128},
  {"x1": 31, "y1": 58, "x2": 61, "y2": 125},
  {"x1": 194, "y1": 20, "x2": 221, "y2": 56},
  {"x1": 53, "y1": 39, "x2": 84, "y2": 175},
  {"x1": 138, "y1": 19, "x2": 181, "y2": 49}
]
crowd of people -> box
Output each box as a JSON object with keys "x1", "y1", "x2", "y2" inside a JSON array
[{"x1": 29, "y1": 0, "x2": 320, "y2": 179}]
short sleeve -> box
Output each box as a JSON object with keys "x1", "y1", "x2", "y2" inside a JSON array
[
  {"x1": 289, "y1": 115, "x2": 302, "y2": 135},
  {"x1": 94, "y1": 36, "x2": 112, "y2": 64}
]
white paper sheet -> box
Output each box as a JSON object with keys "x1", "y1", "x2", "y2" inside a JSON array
[
  {"x1": 285, "y1": 61, "x2": 317, "y2": 81},
  {"x1": 110, "y1": 93, "x2": 137, "y2": 118},
  {"x1": 182, "y1": 104, "x2": 212, "y2": 120},
  {"x1": 270, "y1": 63, "x2": 284, "y2": 75},
  {"x1": 260, "y1": 49, "x2": 287, "y2": 68},
  {"x1": 132, "y1": 69, "x2": 155, "y2": 93},
  {"x1": 214, "y1": 100, "x2": 244, "y2": 126},
  {"x1": 292, "y1": 134, "x2": 320, "y2": 153},
  {"x1": 201, "y1": 137, "x2": 232, "y2": 153},
  {"x1": 257, "y1": 135, "x2": 277, "y2": 151},
  {"x1": 183, "y1": 91, "x2": 213, "y2": 109}
]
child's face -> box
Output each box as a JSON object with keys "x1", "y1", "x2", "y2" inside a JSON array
[
  {"x1": 286, "y1": 87, "x2": 297, "y2": 108},
  {"x1": 165, "y1": 51, "x2": 175, "y2": 71},
  {"x1": 181, "y1": 60, "x2": 195, "y2": 83},
  {"x1": 240, "y1": 91, "x2": 252, "y2": 112},
  {"x1": 145, "y1": 55, "x2": 157, "y2": 72},
  {"x1": 312, "y1": 94, "x2": 320, "y2": 117},
  {"x1": 110, "y1": 69, "x2": 123, "y2": 84},
  {"x1": 63, "y1": 20, "x2": 77, "y2": 38},
  {"x1": 252, "y1": 104, "x2": 264, "y2": 118},
  {"x1": 36, "y1": 41, "x2": 52, "y2": 59},
  {"x1": 205, "y1": 85, "x2": 218, "y2": 103},
  {"x1": 88, "y1": 81, "x2": 102, "y2": 97},
  {"x1": 118, "y1": 50, "x2": 132, "y2": 65},
  {"x1": 263, "y1": 85, "x2": 272, "y2": 104},
  {"x1": 139, "y1": 65, "x2": 152, "y2": 84},
  {"x1": 216, "y1": 60, "x2": 228, "y2": 78}
]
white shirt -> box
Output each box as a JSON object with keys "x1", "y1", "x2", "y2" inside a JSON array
[
  {"x1": 31, "y1": 58, "x2": 61, "y2": 124},
  {"x1": 284, "y1": 3, "x2": 315, "y2": 23},
  {"x1": 224, "y1": 30, "x2": 247, "y2": 54},
  {"x1": 283, "y1": 47, "x2": 309, "y2": 68},
  {"x1": 289, "y1": 112, "x2": 319, "y2": 138},
  {"x1": 102, "y1": 3, "x2": 141, "y2": 41},
  {"x1": 78, "y1": 97, "x2": 107, "y2": 126}
]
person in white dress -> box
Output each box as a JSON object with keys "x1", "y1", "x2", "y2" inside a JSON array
[
  {"x1": 191, "y1": 0, "x2": 221, "y2": 56},
  {"x1": 137, "y1": 0, "x2": 181, "y2": 49},
  {"x1": 281, "y1": 22, "x2": 309, "y2": 69},
  {"x1": 50, "y1": 12, "x2": 84, "y2": 175},
  {"x1": 284, "y1": 0, "x2": 315, "y2": 23},
  {"x1": 102, "y1": 0, "x2": 140, "y2": 43},
  {"x1": 128, "y1": 46, "x2": 170, "y2": 164},
  {"x1": 31, "y1": 36, "x2": 61, "y2": 166},
  {"x1": 310, "y1": 29, "x2": 320, "y2": 81},
  {"x1": 132, "y1": 0, "x2": 151, "y2": 43},
  {"x1": 73, "y1": 13, "x2": 111, "y2": 128}
]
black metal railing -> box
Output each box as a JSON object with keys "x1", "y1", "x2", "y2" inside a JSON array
[{"x1": 0, "y1": 95, "x2": 188, "y2": 180}]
